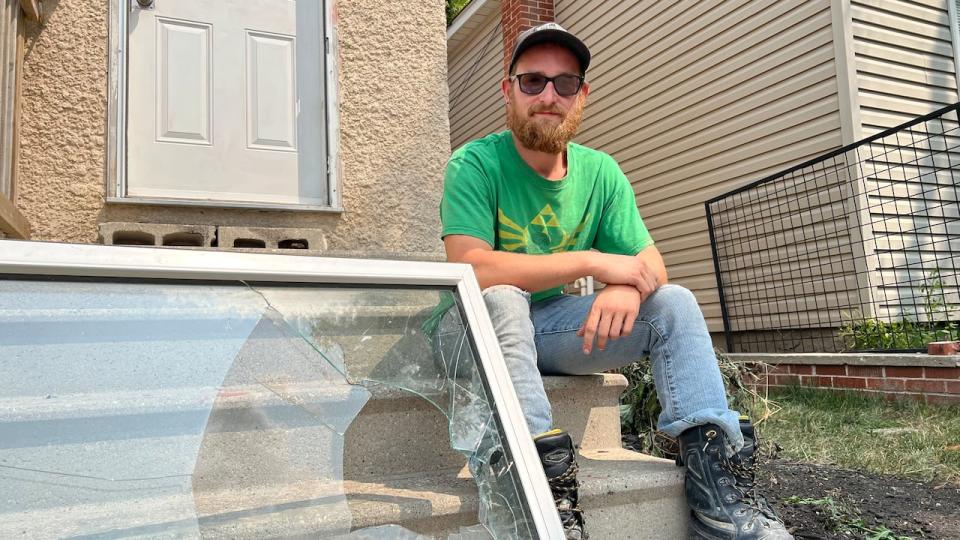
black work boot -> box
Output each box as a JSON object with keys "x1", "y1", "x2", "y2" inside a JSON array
[
  {"x1": 677, "y1": 421, "x2": 793, "y2": 539},
  {"x1": 534, "y1": 429, "x2": 587, "y2": 540}
]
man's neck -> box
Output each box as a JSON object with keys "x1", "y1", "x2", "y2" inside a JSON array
[{"x1": 511, "y1": 134, "x2": 567, "y2": 180}]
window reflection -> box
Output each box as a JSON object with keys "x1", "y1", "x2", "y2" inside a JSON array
[{"x1": 0, "y1": 280, "x2": 535, "y2": 538}]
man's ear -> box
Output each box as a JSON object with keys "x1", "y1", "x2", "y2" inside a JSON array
[
  {"x1": 501, "y1": 77, "x2": 511, "y2": 105},
  {"x1": 581, "y1": 80, "x2": 590, "y2": 100}
]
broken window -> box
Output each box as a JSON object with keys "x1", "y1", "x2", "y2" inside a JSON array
[{"x1": 0, "y1": 243, "x2": 564, "y2": 538}]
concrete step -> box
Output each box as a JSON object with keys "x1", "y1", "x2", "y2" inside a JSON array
[
  {"x1": 346, "y1": 448, "x2": 687, "y2": 538},
  {"x1": 195, "y1": 447, "x2": 687, "y2": 538},
  {"x1": 2, "y1": 372, "x2": 688, "y2": 539},
  {"x1": 184, "y1": 374, "x2": 686, "y2": 539},
  {"x1": 3, "y1": 446, "x2": 686, "y2": 539},
  {"x1": 0, "y1": 373, "x2": 625, "y2": 482},
  {"x1": 340, "y1": 373, "x2": 627, "y2": 480}
]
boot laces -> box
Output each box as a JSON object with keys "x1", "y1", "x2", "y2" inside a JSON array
[
  {"x1": 702, "y1": 431, "x2": 779, "y2": 524},
  {"x1": 547, "y1": 460, "x2": 585, "y2": 531},
  {"x1": 719, "y1": 443, "x2": 779, "y2": 523}
]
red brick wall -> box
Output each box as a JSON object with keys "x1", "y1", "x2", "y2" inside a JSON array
[
  {"x1": 755, "y1": 364, "x2": 960, "y2": 404},
  {"x1": 501, "y1": 0, "x2": 555, "y2": 74}
]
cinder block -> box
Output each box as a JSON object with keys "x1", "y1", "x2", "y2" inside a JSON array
[
  {"x1": 217, "y1": 226, "x2": 326, "y2": 251},
  {"x1": 98, "y1": 222, "x2": 216, "y2": 247}
]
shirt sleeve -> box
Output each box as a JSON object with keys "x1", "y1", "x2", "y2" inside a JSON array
[
  {"x1": 440, "y1": 151, "x2": 497, "y2": 247},
  {"x1": 593, "y1": 156, "x2": 654, "y2": 255}
]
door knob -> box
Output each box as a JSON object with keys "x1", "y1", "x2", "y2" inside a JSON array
[{"x1": 134, "y1": 0, "x2": 154, "y2": 8}]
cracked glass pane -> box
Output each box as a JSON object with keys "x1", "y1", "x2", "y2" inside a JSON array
[{"x1": 0, "y1": 279, "x2": 537, "y2": 538}]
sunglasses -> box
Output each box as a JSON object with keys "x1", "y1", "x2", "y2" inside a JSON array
[{"x1": 510, "y1": 73, "x2": 584, "y2": 97}]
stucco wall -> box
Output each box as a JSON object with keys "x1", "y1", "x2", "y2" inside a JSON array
[{"x1": 16, "y1": 0, "x2": 449, "y2": 255}]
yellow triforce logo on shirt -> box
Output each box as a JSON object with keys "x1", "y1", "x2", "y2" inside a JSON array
[{"x1": 498, "y1": 204, "x2": 589, "y2": 254}]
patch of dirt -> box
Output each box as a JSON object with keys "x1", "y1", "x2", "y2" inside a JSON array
[{"x1": 759, "y1": 460, "x2": 960, "y2": 540}]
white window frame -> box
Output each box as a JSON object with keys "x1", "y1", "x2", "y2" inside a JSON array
[
  {"x1": 0, "y1": 239, "x2": 564, "y2": 539},
  {"x1": 105, "y1": 0, "x2": 342, "y2": 212}
]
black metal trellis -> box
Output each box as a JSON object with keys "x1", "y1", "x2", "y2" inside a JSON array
[{"x1": 706, "y1": 102, "x2": 960, "y2": 354}]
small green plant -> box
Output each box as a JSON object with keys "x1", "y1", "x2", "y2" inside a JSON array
[
  {"x1": 786, "y1": 493, "x2": 914, "y2": 540},
  {"x1": 445, "y1": 0, "x2": 471, "y2": 25},
  {"x1": 839, "y1": 317, "x2": 957, "y2": 350},
  {"x1": 839, "y1": 269, "x2": 958, "y2": 351}
]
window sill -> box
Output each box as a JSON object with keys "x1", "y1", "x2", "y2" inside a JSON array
[{"x1": 105, "y1": 196, "x2": 344, "y2": 214}]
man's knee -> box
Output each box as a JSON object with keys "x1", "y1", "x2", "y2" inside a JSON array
[
  {"x1": 482, "y1": 284, "x2": 531, "y2": 312},
  {"x1": 648, "y1": 284, "x2": 698, "y2": 309}
]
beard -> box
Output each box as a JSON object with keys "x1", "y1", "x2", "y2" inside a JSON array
[{"x1": 507, "y1": 91, "x2": 585, "y2": 154}]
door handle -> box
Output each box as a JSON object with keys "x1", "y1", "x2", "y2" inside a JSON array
[{"x1": 133, "y1": 0, "x2": 154, "y2": 9}]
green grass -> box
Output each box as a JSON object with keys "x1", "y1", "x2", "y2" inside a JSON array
[{"x1": 748, "y1": 386, "x2": 960, "y2": 484}]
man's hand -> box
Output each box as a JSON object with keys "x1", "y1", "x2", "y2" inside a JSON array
[
  {"x1": 589, "y1": 252, "x2": 660, "y2": 300},
  {"x1": 577, "y1": 285, "x2": 643, "y2": 354}
]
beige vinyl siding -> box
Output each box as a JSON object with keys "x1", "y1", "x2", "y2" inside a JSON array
[
  {"x1": 852, "y1": 0, "x2": 958, "y2": 132},
  {"x1": 555, "y1": 0, "x2": 845, "y2": 331},
  {"x1": 707, "y1": 155, "x2": 863, "y2": 338},
  {"x1": 851, "y1": 0, "x2": 960, "y2": 323},
  {"x1": 448, "y1": 8, "x2": 505, "y2": 152}
]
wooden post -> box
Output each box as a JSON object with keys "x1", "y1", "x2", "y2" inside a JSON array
[{"x1": 19, "y1": 0, "x2": 40, "y2": 22}]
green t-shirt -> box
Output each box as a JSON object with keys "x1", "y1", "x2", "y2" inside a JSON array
[{"x1": 441, "y1": 130, "x2": 654, "y2": 302}]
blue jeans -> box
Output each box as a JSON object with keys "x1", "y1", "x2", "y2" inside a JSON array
[{"x1": 482, "y1": 284, "x2": 744, "y2": 452}]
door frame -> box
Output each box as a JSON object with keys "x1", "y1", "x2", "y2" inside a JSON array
[{"x1": 105, "y1": 0, "x2": 342, "y2": 212}]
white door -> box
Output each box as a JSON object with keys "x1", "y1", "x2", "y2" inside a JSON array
[{"x1": 126, "y1": 0, "x2": 327, "y2": 206}]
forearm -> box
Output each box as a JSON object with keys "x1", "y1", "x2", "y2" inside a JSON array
[
  {"x1": 453, "y1": 248, "x2": 596, "y2": 291},
  {"x1": 636, "y1": 246, "x2": 668, "y2": 286}
]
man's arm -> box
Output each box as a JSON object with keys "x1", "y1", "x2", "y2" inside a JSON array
[
  {"x1": 635, "y1": 244, "x2": 668, "y2": 289},
  {"x1": 444, "y1": 235, "x2": 592, "y2": 291},
  {"x1": 577, "y1": 244, "x2": 669, "y2": 353},
  {"x1": 444, "y1": 234, "x2": 664, "y2": 294}
]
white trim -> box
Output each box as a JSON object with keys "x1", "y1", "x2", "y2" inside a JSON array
[
  {"x1": 324, "y1": 0, "x2": 341, "y2": 209},
  {"x1": 0, "y1": 238, "x2": 565, "y2": 538},
  {"x1": 0, "y1": 240, "x2": 459, "y2": 283},
  {"x1": 830, "y1": 0, "x2": 877, "y2": 319},
  {"x1": 949, "y1": 0, "x2": 960, "y2": 100},
  {"x1": 830, "y1": 0, "x2": 862, "y2": 145},
  {"x1": 106, "y1": 0, "x2": 126, "y2": 199},
  {"x1": 456, "y1": 276, "x2": 565, "y2": 538},
  {"x1": 447, "y1": 0, "x2": 490, "y2": 40},
  {"x1": 105, "y1": 195, "x2": 344, "y2": 213},
  {"x1": 107, "y1": 0, "x2": 339, "y2": 209}
]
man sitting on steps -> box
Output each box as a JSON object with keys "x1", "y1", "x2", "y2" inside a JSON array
[{"x1": 440, "y1": 23, "x2": 794, "y2": 540}]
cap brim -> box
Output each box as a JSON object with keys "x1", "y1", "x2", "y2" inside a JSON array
[{"x1": 510, "y1": 29, "x2": 591, "y2": 74}]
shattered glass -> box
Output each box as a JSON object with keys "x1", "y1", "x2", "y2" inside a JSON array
[{"x1": 0, "y1": 279, "x2": 537, "y2": 538}]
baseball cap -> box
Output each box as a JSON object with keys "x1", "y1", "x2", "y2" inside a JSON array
[{"x1": 508, "y1": 22, "x2": 591, "y2": 75}]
